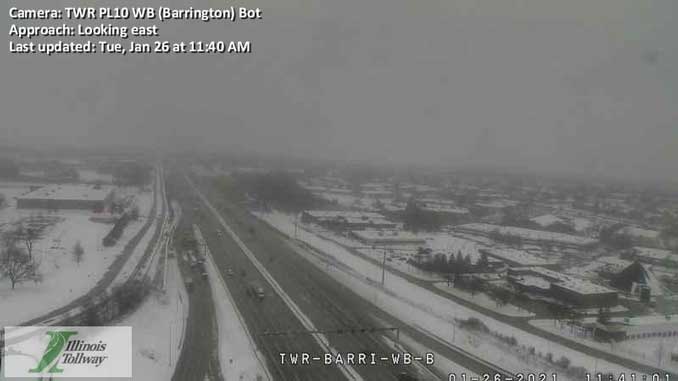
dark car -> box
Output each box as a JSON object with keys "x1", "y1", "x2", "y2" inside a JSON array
[{"x1": 247, "y1": 282, "x2": 265, "y2": 300}]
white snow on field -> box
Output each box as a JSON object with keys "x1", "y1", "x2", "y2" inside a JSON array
[
  {"x1": 434, "y1": 283, "x2": 535, "y2": 318},
  {"x1": 198, "y1": 227, "x2": 271, "y2": 381},
  {"x1": 256, "y1": 211, "x2": 640, "y2": 377},
  {"x1": 573, "y1": 218, "x2": 593, "y2": 232},
  {"x1": 113, "y1": 258, "x2": 189, "y2": 381},
  {"x1": 0, "y1": 188, "x2": 153, "y2": 327},
  {"x1": 531, "y1": 214, "x2": 565, "y2": 227},
  {"x1": 531, "y1": 319, "x2": 678, "y2": 373}
]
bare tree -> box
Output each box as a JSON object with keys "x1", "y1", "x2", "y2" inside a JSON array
[
  {"x1": 15, "y1": 225, "x2": 38, "y2": 260},
  {"x1": 73, "y1": 241, "x2": 85, "y2": 265},
  {"x1": 1, "y1": 243, "x2": 39, "y2": 290},
  {"x1": 1, "y1": 231, "x2": 18, "y2": 266}
]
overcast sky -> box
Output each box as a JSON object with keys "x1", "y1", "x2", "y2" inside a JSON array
[{"x1": 3, "y1": 0, "x2": 677, "y2": 180}]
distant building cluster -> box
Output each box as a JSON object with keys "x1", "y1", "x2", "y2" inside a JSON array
[{"x1": 17, "y1": 184, "x2": 114, "y2": 211}]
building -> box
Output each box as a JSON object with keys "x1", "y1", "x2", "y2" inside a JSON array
[
  {"x1": 632, "y1": 247, "x2": 678, "y2": 266},
  {"x1": 350, "y1": 230, "x2": 426, "y2": 246},
  {"x1": 479, "y1": 248, "x2": 557, "y2": 267},
  {"x1": 508, "y1": 267, "x2": 618, "y2": 307},
  {"x1": 301, "y1": 210, "x2": 397, "y2": 231},
  {"x1": 610, "y1": 260, "x2": 664, "y2": 299},
  {"x1": 455, "y1": 223, "x2": 598, "y2": 249},
  {"x1": 17, "y1": 184, "x2": 114, "y2": 211}
]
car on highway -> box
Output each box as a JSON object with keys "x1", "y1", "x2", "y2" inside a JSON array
[
  {"x1": 247, "y1": 282, "x2": 265, "y2": 301},
  {"x1": 226, "y1": 268, "x2": 234, "y2": 277}
]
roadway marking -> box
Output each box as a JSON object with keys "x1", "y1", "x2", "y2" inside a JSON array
[
  {"x1": 193, "y1": 224, "x2": 273, "y2": 381},
  {"x1": 185, "y1": 175, "x2": 364, "y2": 381}
]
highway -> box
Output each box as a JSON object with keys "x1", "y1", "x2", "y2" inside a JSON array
[{"x1": 173, "y1": 171, "x2": 522, "y2": 380}]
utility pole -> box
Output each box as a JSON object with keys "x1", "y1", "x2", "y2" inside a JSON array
[
  {"x1": 294, "y1": 213, "x2": 299, "y2": 239},
  {"x1": 381, "y1": 249, "x2": 387, "y2": 286},
  {"x1": 452, "y1": 316, "x2": 456, "y2": 343}
]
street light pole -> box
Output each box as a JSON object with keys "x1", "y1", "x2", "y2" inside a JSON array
[{"x1": 381, "y1": 249, "x2": 387, "y2": 287}]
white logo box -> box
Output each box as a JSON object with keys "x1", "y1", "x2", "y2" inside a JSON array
[{"x1": 3, "y1": 326, "x2": 132, "y2": 378}]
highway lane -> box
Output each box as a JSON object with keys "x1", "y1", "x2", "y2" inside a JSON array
[
  {"x1": 171, "y1": 207, "x2": 222, "y2": 381},
  {"x1": 172, "y1": 173, "x2": 344, "y2": 380},
  {"x1": 183, "y1": 173, "x2": 474, "y2": 380},
  {"x1": 165, "y1": 170, "x2": 223, "y2": 381}
]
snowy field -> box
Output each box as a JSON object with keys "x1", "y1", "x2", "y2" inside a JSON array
[
  {"x1": 0, "y1": 187, "x2": 153, "y2": 327},
  {"x1": 256, "y1": 211, "x2": 641, "y2": 377},
  {"x1": 434, "y1": 283, "x2": 535, "y2": 318},
  {"x1": 111, "y1": 258, "x2": 188, "y2": 381},
  {"x1": 0, "y1": 259, "x2": 188, "y2": 381},
  {"x1": 531, "y1": 319, "x2": 678, "y2": 373}
]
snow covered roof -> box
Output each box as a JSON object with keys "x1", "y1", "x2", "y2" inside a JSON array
[
  {"x1": 530, "y1": 214, "x2": 565, "y2": 227},
  {"x1": 475, "y1": 200, "x2": 519, "y2": 209},
  {"x1": 420, "y1": 204, "x2": 470, "y2": 214},
  {"x1": 351, "y1": 230, "x2": 426, "y2": 244},
  {"x1": 18, "y1": 184, "x2": 113, "y2": 202},
  {"x1": 482, "y1": 248, "x2": 554, "y2": 266},
  {"x1": 514, "y1": 266, "x2": 616, "y2": 295},
  {"x1": 304, "y1": 210, "x2": 386, "y2": 220},
  {"x1": 456, "y1": 223, "x2": 597, "y2": 246},
  {"x1": 633, "y1": 247, "x2": 678, "y2": 262},
  {"x1": 621, "y1": 226, "x2": 660, "y2": 240}
]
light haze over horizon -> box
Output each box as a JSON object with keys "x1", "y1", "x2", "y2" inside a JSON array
[{"x1": 3, "y1": 0, "x2": 677, "y2": 181}]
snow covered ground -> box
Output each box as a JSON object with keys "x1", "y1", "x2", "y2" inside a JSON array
[
  {"x1": 114, "y1": 258, "x2": 189, "y2": 381},
  {"x1": 256, "y1": 211, "x2": 642, "y2": 377},
  {"x1": 531, "y1": 319, "x2": 678, "y2": 373},
  {"x1": 434, "y1": 283, "x2": 535, "y2": 318},
  {"x1": 0, "y1": 260, "x2": 189, "y2": 381},
  {"x1": 0, "y1": 186, "x2": 153, "y2": 327}
]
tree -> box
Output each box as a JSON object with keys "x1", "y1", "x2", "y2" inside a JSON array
[
  {"x1": 15, "y1": 225, "x2": 38, "y2": 260},
  {"x1": 403, "y1": 199, "x2": 441, "y2": 232},
  {"x1": 73, "y1": 241, "x2": 84, "y2": 265},
  {"x1": 476, "y1": 251, "x2": 489, "y2": 270},
  {"x1": 455, "y1": 251, "x2": 465, "y2": 274},
  {"x1": 1, "y1": 244, "x2": 39, "y2": 289},
  {"x1": 463, "y1": 254, "x2": 472, "y2": 272},
  {"x1": 130, "y1": 206, "x2": 140, "y2": 221}
]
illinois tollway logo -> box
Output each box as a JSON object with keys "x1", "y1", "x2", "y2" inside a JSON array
[{"x1": 3, "y1": 326, "x2": 132, "y2": 378}]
